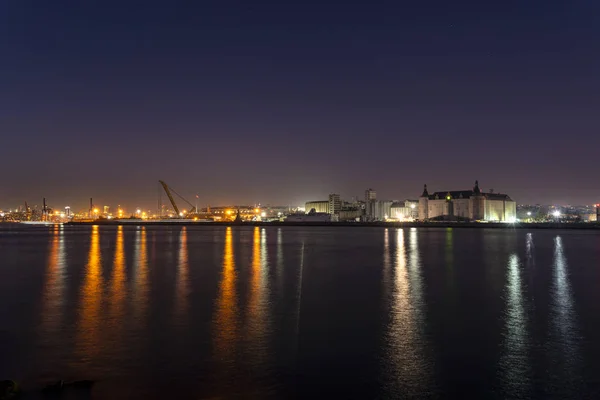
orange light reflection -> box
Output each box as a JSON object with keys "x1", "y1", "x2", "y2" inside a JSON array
[
  {"x1": 108, "y1": 226, "x2": 126, "y2": 338},
  {"x1": 175, "y1": 227, "x2": 189, "y2": 325},
  {"x1": 213, "y1": 227, "x2": 238, "y2": 361},
  {"x1": 133, "y1": 227, "x2": 149, "y2": 324},
  {"x1": 39, "y1": 224, "x2": 66, "y2": 339},
  {"x1": 76, "y1": 225, "x2": 103, "y2": 362}
]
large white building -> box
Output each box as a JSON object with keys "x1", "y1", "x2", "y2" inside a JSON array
[{"x1": 418, "y1": 181, "x2": 516, "y2": 222}]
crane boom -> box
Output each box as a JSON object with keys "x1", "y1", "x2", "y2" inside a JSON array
[
  {"x1": 159, "y1": 180, "x2": 180, "y2": 215},
  {"x1": 169, "y1": 186, "x2": 196, "y2": 212},
  {"x1": 159, "y1": 180, "x2": 197, "y2": 215}
]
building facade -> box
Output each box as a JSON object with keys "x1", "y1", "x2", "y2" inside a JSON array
[
  {"x1": 418, "y1": 181, "x2": 516, "y2": 222},
  {"x1": 372, "y1": 200, "x2": 394, "y2": 221},
  {"x1": 365, "y1": 188, "x2": 377, "y2": 220},
  {"x1": 390, "y1": 200, "x2": 418, "y2": 221},
  {"x1": 328, "y1": 194, "x2": 341, "y2": 215},
  {"x1": 305, "y1": 201, "x2": 329, "y2": 214}
]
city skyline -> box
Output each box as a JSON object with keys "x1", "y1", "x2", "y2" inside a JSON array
[
  {"x1": 1, "y1": 178, "x2": 597, "y2": 214},
  {"x1": 2, "y1": 1, "x2": 599, "y2": 207}
]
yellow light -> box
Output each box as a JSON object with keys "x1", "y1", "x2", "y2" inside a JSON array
[
  {"x1": 93, "y1": 208, "x2": 99, "y2": 214},
  {"x1": 254, "y1": 208, "x2": 260, "y2": 213},
  {"x1": 226, "y1": 210, "x2": 232, "y2": 215}
]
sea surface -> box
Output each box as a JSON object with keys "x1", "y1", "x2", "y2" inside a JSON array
[{"x1": 0, "y1": 225, "x2": 599, "y2": 399}]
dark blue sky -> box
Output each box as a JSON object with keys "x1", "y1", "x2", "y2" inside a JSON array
[{"x1": 1, "y1": 0, "x2": 599, "y2": 211}]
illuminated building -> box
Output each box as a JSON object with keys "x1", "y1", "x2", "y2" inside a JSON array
[
  {"x1": 372, "y1": 200, "x2": 394, "y2": 221},
  {"x1": 390, "y1": 201, "x2": 418, "y2": 221},
  {"x1": 418, "y1": 181, "x2": 516, "y2": 222},
  {"x1": 305, "y1": 200, "x2": 329, "y2": 214}
]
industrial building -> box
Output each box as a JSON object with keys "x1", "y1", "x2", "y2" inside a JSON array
[
  {"x1": 305, "y1": 200, "x2": 329, "y2": 214},
  {"x1": 286, "y1": 209, "x2": 332, "y2": 222},
  {"x1": 390, "y1": 200, "x2": 419, "y2": 221},
  {"x1": 418, "y1": 181, "x2": 516, "y2": 222},
  {"x1": 328, "y1": 194, "x2": 341, "y2": 215}
]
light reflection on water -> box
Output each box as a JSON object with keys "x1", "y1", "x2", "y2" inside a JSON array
[
  {"x1": 132, "y1": 227, "x2": 148, "y2": 326},
  {"x1": 382, "y1": 228, "x2": 432, "y2": 397},
  {"x1": 549, "y1": 236, "x2": 581, "y2": 390},
  {"x1": 5, "y1": 227, "x2": 597, "y2": 399},
  {"x1": 39, "y1": 225, "x2": 66, "y2": 340},
  {"x1": 75, "y1": 225, "x2": 103, "y2": 364},
  {"x1": 107, "y1": 226, "x2": 126, "y2": 344},
  {"x1": 245, "y1": 228, "x2": 271, "y2": 369},
  {"x1": 213, "y1": 227, "x2": 238, "y2": 366},
  {"x1": 499, "y1": 252, "x2": 531, "y2": 396},
  {"x1": 174, "y1": 227, "x2": 189, "y2": 325}
]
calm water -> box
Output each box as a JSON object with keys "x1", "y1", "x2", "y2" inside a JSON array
[{"x1": 1, "y1": 225, "x2": 599, "y2": 399}]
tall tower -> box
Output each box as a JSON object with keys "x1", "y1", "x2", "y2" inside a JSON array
[
  {"x1": 365, "y1": 189, "x2": 376, "y2": 220},
  {"x1": 470, "y1": 180, "x2": 486, "y2": 220},
  {"x1": 418, "y1": 184, "x2": 429, "y2": 220}
]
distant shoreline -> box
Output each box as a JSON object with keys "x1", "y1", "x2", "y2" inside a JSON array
[{"x1": 54, "y1": 220, "x2": 600, "y2": 230}]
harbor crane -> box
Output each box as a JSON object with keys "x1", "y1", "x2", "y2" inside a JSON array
[{"x1": 159, "y1": 180, "x2": 197, "y2": 216}]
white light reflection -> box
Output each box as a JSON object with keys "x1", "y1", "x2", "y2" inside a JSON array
[
  {"x1": 276, "y1": 228, "x2": 284, "y2": 289},
  {"x1": 295, "y1": 241, "x2": 305, "y2": 363},
  {"x1": 382, "y1": 229, "x2": 391, "y2": 300},
  {"x1": 500, "y1": 253, "x2": 531, "y2": 395},
  {"x1": 525, "y1": 233, "x2": 534, "y2": 267},
  {"x1": 550, "y1": 235, "x2": 580, "y2": 386},
  {"x1": 383, "y1": 228, "x2": 432, "y2": 395}
]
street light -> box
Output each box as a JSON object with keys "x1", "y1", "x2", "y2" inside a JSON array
[
  {"x1": 553, "y1": 210, "x2": 560, "y2": 218},
  {"x1": 527, "y1": 211, "x2": 532, "y2": 216}
]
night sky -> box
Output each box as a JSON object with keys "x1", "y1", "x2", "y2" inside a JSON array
[{"x1": 1, "y1": 1, "x2": 599, "y2": 211}]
